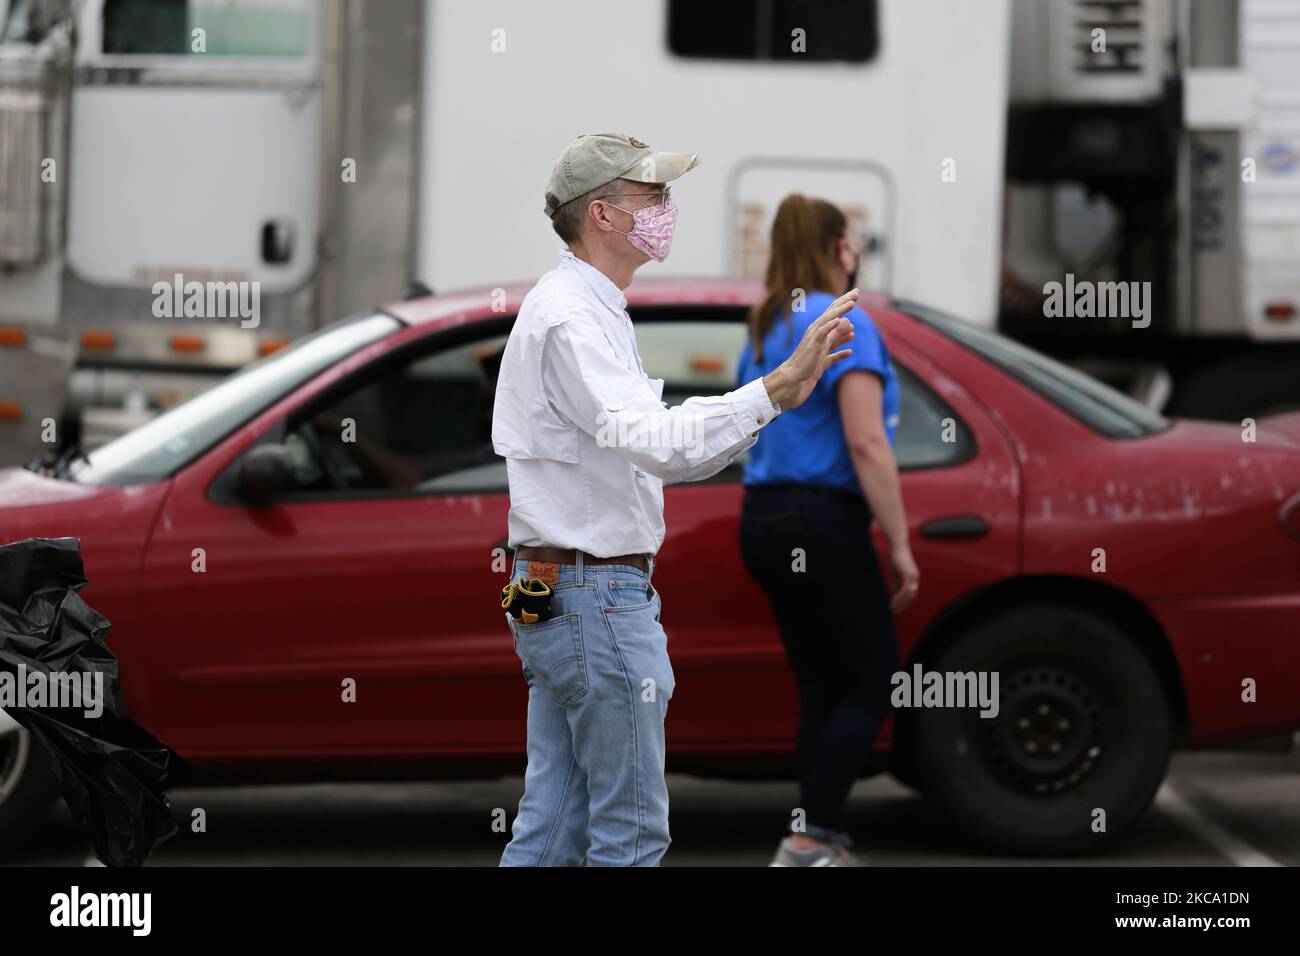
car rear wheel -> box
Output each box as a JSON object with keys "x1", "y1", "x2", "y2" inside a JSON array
[
  {"x1": 913, "y1": 605, "x2": 1171, "y2": 856},
  {"x1": 0, "y1": 712, "x2": 63, "y2": 858}
]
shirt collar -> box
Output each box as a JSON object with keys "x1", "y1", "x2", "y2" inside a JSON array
[{"x1": 559, "y1": 248, "x2": 628, "y2": 312}]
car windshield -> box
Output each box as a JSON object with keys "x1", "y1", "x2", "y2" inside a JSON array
[
  {"x1": 69, "y1": 313, "x2": 400, "y2": 486},
  {"x1": 899, "y1": 300, "x2": 1169, "y2": 439}
]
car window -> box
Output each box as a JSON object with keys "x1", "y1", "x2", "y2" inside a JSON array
[
  {"x1": 283, "y1": 331, "x2": 510, "y2": 497},
  {"x1": 275, "y1": 309, "x2": 973, "y2": 500},
  {"x1": 71, "y1": 313, "x2": 399, "y2": 486},
  {"x1": 892, "y1": 365, "x2": 974, "y2": 468},
  {"x1": 635, "y1": 316, "x2": 972, "y2": 479},
  {"x1": 900, "y1": 299, "x2": 1170, "y2": 439}
]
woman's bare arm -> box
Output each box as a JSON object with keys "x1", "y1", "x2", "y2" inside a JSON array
[{"x1": 837, "y1": 371, "x2": 920, "y2": 612}]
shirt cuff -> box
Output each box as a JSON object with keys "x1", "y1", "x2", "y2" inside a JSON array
[{"x1": 733, "y1": 376, "x2": 780, "y2": 436}]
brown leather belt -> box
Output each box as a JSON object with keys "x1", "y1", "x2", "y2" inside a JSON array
[{"x1": 515, "y1": 545, "x2": 652, "y2": 573}]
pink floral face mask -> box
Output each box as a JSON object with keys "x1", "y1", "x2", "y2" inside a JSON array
[{"x1": 604, "y1": 192, "x2": 679, "y2": 262}]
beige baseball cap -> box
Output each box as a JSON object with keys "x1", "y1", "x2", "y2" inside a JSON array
[{"x1": 544, "y1": 133, "x2": 700, "y2": 218}]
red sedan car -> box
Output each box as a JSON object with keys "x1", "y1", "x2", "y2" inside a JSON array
[{"x1": 3, "y1": 280, "x2": 1299, "y2": 855}]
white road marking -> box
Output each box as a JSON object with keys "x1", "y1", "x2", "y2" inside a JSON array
[{"x1": 1157, "y1": 783, "x2": 1282, "y2": 867}]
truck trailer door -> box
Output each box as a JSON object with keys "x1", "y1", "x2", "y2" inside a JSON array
[{"x1": 66, "y1": 0, "x2": 321, "y2": 299}]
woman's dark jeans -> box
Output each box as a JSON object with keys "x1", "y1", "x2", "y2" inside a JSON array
[{"x1": 739, "y1": 483, "x2": 901, "y2": 839}]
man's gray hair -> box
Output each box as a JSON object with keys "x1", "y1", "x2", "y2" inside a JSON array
[{"x1": 550, "y1": 178, "x2": 629, "y2": 244}]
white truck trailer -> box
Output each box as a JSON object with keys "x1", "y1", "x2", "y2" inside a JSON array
[
  {"x1": 0, "y1": 0, "x2": 1296, "y2": 468},
  {"x1": 0, "y1": 0, "x2": 1007, "y2": 467}
]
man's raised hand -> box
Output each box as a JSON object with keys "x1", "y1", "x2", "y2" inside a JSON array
[{"x1": 761, "y1": 289, "x2": 859, "y2": 411}]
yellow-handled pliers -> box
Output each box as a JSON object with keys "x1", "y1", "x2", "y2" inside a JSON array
[{"x1": 501, "y1": 575, "x2": 554, "y2": 624}]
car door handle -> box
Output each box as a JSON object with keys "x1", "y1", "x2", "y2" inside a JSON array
[{"x1": 919, "y1": 516, "x2": 989, "y2": 539}]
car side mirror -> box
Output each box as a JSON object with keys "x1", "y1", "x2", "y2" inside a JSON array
[{"x1": 237, "y1": 444, "x2": 297, "y2": 505}]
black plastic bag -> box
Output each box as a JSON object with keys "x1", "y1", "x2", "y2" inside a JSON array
[{"x1": 0, "y1": 536, "x2": 189, "y2": 866}]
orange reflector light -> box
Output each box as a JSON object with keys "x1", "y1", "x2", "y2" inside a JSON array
[
  {"x1": 690, "y1": 355, "x2": 725, "y2": 373},
  {"x1": 258, "y1": 337, "x2": 290, "y2": 356},
  {"x1": 0, "y1": 402, "x2": 21, "y2": 422},
  {"x1": 169, "y1": 334, "x2": 205, "y2": 353},
  {"x1": 1264, "y1": 302, "x2": 1296, "y2": 321},
  {"x1": 0, "y1": 328, "x2": 27, "y2": 348},
  {"x1": 81, "y1": 330, "x2": 117, "y2": 350}
]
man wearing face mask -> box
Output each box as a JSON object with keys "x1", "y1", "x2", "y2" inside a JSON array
[{"x1": 492, "y1": 133, "x2": 859, "y2": 866}]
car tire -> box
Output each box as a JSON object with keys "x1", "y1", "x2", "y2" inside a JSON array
[
  {"x1": 888, "y1": 759, "x2": 926, "y2": 795},
  {"x1": 0, "y1": 722, "x2": 63, "y2": 859},
  {"x1": 913, "y1": 604, "x2": 1171, "y2": 856},
  {"x1": 888, "y1": 722, "x2": 926, "y2": 794}
]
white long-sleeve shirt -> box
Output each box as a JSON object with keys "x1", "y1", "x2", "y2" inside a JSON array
[{"x1": 491, "y1": 249, "x2": 779, "y2": 557}]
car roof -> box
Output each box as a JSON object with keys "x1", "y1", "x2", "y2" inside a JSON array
[{"x1": 383, "y1": 276, "x2": 898, "y2": 329}]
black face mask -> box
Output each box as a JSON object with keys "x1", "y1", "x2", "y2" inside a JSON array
[{"x1": 846, "y1": 253, "x2": 861, "y2": 294}]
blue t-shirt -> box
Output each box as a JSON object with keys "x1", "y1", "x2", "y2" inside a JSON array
[{"x1": 737, "y1": 290, "x2": 900, "y2": 494}]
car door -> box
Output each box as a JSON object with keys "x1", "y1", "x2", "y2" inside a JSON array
[
  {"x1": 636, "y1": 310, "x2": 1021, "y2": 753},
  {"x1": 138, "y1": 319, "x2": 526, "y2": 762}
]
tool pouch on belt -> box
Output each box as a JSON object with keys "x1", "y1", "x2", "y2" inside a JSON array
[{"x1": 501, "y1": 575, "x2": 554, "y2": 625}]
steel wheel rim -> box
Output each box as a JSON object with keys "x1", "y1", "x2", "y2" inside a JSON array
[{"x1": 977, "y1": 663, "x2": 1104, "y2": 796}]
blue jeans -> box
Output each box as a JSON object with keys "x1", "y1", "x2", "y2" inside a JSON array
[{"x1": 499, "y1": 553, "x2": 675, "y2": 866}]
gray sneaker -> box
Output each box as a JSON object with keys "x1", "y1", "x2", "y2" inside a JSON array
[
  {"x1": 829, "y1": 843, "x2": 869, "y2": 866},
  {"x1": 768, "y1": 836, "x2": 867, "y2": 867},
  {"x1": 829, "y1": 831, "x2": 869, "y2": 866}
]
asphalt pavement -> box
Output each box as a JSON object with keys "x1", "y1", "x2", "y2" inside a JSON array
[{"x1": 7, "y1": 750, "x2": 1297, "y2": 867}]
